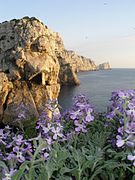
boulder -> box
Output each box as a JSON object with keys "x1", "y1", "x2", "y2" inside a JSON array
[{"x1": 3, "y1": 81, "x2": 38, "y2": 127}]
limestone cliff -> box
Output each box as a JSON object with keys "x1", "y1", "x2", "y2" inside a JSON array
[
  {"x1": 64, "y1": 50, "x2": 97, "y2": 72},
  {"x1": 98, "y1": 62, "x2": 111, "y2": 70},
  {"x1": 0, "y1": 16, "x2": 97, "y2": 126},
  {"x1": 0, "y1": 17, "x2": 62, "y2": 126}
]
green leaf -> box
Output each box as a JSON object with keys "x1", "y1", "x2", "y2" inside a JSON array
[
  {"x1": 12, "y1": 161, "x2": 30, "y2": 180},
  {"x1": 0, "y1": 161, "x2": 8, "y2": 171}
]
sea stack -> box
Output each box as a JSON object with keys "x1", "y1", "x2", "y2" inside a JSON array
[{"x1": 98, "y1": 62, "x2": 111, "y2": 70}]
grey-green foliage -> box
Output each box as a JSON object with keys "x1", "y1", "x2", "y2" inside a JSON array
[{"x1": 6, "y1": 116, "x2": 133, "y2": 179}]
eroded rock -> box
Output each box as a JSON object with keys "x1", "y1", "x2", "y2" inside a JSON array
[
  {"x1": 0, "y1": 72, "x2": 13, "y2": 122},
  {"x1": 3, "y1": 81, "x2": 38, "y2": 127},
  {"x1": 0, "y1": 17, "x2": 61, "y2": 126},
  {"x1": 0, "y1": 16, "x2": 99, "y2": 126}
]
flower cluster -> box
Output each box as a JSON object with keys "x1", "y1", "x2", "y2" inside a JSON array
[
  {"x1": 107, "y1": 90, "x2": 135, "y2": 166},
  {"x1": 0, "y1": 127, "x2": 33, "y2": 161},
  {"x1": 63, "y1": 94, "x2": 94, "y2": 136},
  {"x1": 0, "y1": 95, "x2": 95, "y2": 178},
  {"x1": 36, "y1": 114, "x2": 63, "y2": 145}
]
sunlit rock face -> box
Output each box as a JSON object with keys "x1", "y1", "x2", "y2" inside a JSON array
[
  {"x1": 0, "y1": 17, "x2": 61, "y2": 126},
  {"x1": 63, "y1": 50, "x2": 97, "y2": 72},
  {"x1": 0, "y1": 16, "x2": 98, "y2": 126}
]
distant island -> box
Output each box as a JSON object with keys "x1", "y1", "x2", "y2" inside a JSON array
[{"x1": 97, "y1": 62, "x2": 111, "y2": 70}]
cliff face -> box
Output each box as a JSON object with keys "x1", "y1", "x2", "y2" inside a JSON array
[
  {"x1": 0, "y1": 16, "x2": 102, "y2": 126},
  {"x1": 98, "y1": 62, "x2": 110, "y2": 70},
  {"x1": 57, "y1": 50, "x2": 97, "y2": 85},
  {"x1": 62, "y1": 50, "x2": 97, "y2": 72},
  {"x1": 0, "y1": 17, "x2": 64, "y2": 126},
  {"x1": 0, "y1": 16, "x2": 96, "y2": 126}
]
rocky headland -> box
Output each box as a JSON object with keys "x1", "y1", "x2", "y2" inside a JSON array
[
  {"x1": 98, "y1": 62, "x2": 111, "y2": 70},
  {"x1": 0, "y1": 17, "x2": 110, "y2": 126}
]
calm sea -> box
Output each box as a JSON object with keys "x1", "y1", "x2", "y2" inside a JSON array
[{"x1": 58, "y1": 68, "x2": 135, "y2": 112}]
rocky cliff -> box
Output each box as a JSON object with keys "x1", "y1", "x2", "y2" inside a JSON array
[
  {"x1": 62, "y1": 50, "x2": 97, "y2": 72},
  {"x1": 98, "y1": 62, "x2": 110, "y2": 70},
  {"x1": 0, "y1": 17, "x2": 64, "y2": 126},
  {"x1": 0, "y1": 16, "x2": 100, "y2": 126}
]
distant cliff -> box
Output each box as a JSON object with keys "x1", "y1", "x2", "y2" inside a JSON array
[
  {"x1": 60, "y1": 50, "x2": 97, "y2": 72},
  {"x1": 98, "y1": 62, "x2": 111, "y2": 70},
  {"x1": 57, "y1": 50, "x2": 97, "y2": 85}
]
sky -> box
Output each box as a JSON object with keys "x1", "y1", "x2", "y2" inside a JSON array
[{"x1": 0, "y1": 0, "x2": 135, "y2": 68}]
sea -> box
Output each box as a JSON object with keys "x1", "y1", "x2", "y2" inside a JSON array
[{"x1": 58, "y1": 68, "x2": 135, "y2": 112}]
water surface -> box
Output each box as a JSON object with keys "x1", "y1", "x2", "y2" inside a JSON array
[{"x1": 58, "y1": 69, "x2": 135, "y2": 112}]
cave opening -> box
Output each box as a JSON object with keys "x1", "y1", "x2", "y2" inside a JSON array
[
  {"x1": 30, "y1": 72, "x2": 50, "y2": 86},
  {"x1": 31, "y1": 73, "x2": 42, "y2": 85}
]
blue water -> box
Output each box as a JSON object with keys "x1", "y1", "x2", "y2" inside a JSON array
[{"x1": 58, "y1": 69, "x2": 135, "y2": 112}]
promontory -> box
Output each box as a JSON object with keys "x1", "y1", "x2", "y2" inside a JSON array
[{"x1": 0, "y1": 17, "x2": 108, "y2": 126}]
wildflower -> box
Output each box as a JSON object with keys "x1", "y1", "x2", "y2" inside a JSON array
[
  {"x1": 51, "y1": 127, "x2": 63, "y2": 140},
  {"x1": 0, "y1": 129, "x2": 6, "y2": 145},
  {"x1": 107, "y1": 89, "x2": 135, "y2": 166},
  {"x1": 85, "y1": 108, "x2": 94, "y2": 122},
  {"x1": 128, "y1": 154, "x2": 135, "y2": 166},
  {"x1": 13, "y1": 135, "x2": 24, "y2": 146},
  {"x1": 42, "y1": 123, "x2": 52, "y2": 134},
  {"x1": 70, "y1": 109, "x2": 81, "y2": 120},
  {"x1": 13, "y1": 146, "x2": 25, "y2": 163},
  {"x1": 116, "y1": 135, "x2": 125, "y2": 147},
  {"x1": 74, "y1": 120, "x2": 87, "y2": 133},
  {"x1": 2, "y1": 168, "x2": 16, "y2": 180}
]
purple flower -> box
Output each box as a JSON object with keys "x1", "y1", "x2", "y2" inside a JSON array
[
  {"x1": 13, "y1": 146, "x2": 25, "y2": 163},
  {"x1": 106, "y1": 111, "x2": 115, "y2": 119},
  {"x1": 116, "y1": 135, "x2": 125, "y2": 147},
  {"x1": 118, "y1": 127, "x2": 124, "y2": 135},
  {"x1": 128, "y1": 154, "x2": 135, "y2": 161},
  {"x1": 70, "y1": 110, "x2": 81, "y2": 120},
  {"x1": 42, "y1": 152, "x2": 49, "y2": 160},
  {"x1": 126, "y1": 109, "x2": 135, "y2": 118},
  {"x1": 42, "y1": 123, "x2": 52, "y2": 134},
  {"x1": 62, "y1": 94, "x2": 94, "y2": 136},
  {"x1": 46, "y1": 137, "x2": 53, "y2": 145},
  {"x1": 51, "y1": 127, "x2": 63, "y2": 140},
  {"x1": 23, "y1": 142, "x2": 33, "y2": 153},
  {"x1": 13, "y1": 135, "x2": 24, "y2": 146},
  {"x1": 6, "y1": 153, "x2": 16, "y2": 161},
  {"x1": 126, "y1": 141, "x2": 134, "y2": 147},
  {"x1": 74, "y1": 120, "x2": 87, "y2": 133},
  {"x1": 118, "y1": 91, "x2": 127, "y2": 99},
  {"x1": 127, "y1": 154, "x2": 135, "y2": 166},
  {"x1": 0, "y1": 129, "x2": 6, "y2": 145},
  {"x1": 2, "y1": 168, "x2": 17, "y2": 180},
  {"x1": 85, "y1": 110, "x2": 94, "y2": 122}
]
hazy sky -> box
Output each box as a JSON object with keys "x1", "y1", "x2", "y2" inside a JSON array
[{"x1": 0, "y1": 0, "x2": 135, "y2": 68}]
